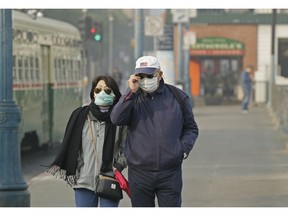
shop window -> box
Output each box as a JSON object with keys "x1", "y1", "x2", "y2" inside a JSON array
[{"x1": 278, "y1": 38, "x2": 288, "y2": 78}]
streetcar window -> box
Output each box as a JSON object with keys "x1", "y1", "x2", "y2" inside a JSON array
[
  {"x1": 33, "y1": 32, "x2": 38, "y2": 43},
  {"x1": 57, "y1": 59, "x2": 62, "y2": 80},
  {"x1": 62, "y1": 59, "x2": 66, "y2": 80},
  {"x1": 35, "y1": 58, "x2": 40, "y2": 81},
  {"x1": 66, "y1": 59, "x2": 70, "y2": 81},
  {"x1": 30, "y1": 56, "x2": 35, "y2": 81},
  {"x1": 69, "y1": 59, "x2": 73, "y2": 81},
  {"x1": 75, "y1": 60, "x2": 78, "y2": 80},
  {"x1": 24, "y1": 57, "x2": 29, "y2": 81},
  {"x1": 18, "y1": 57, "x2": 23, "y2": 81},
  {"x1": 56, "y1": 58, "x2": 61, "y2": 81},
  {"x1": 13, "y1": 55, "x2": 17, "y2": 81},
  {"x1": 54, "y1": 59, "x2": 58, "y2": 81},
  {"x1": 16, "y1": 30, "x2": 22, "y2": 41},
  {"x1": 27, "y1": 32, "x2": 33, "y2": 43},
  {"x1": 56, "y1": 59, "x2": 59, "y2": 80},
  {"x1": 12, "y1": 29, "x2": 17, "y2": 41},
  {"x1": 77, "y1": 60, "x2": 81, "y2": 80},
  {"x1": 72, "y1": 59, "x2": 76, "y2": 80}
]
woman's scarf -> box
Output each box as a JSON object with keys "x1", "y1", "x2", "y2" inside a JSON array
[
  {"x1": 89, "y1": 102, "x2": 116, "y2": 173},
  {"x1": 48, "y1": 101, "x2": 116, "y2": 186}
]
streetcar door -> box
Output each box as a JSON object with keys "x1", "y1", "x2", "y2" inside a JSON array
[{"x1": 41, "y1": 45, "x2": 53, "y2": 147}]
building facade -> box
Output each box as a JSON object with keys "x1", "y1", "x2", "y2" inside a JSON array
[{"x1": 172, "y1": 9, "x2": 288, "y2": 105}]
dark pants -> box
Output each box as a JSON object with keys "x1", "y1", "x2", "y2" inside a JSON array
[{"x1": 128, "y1": 165, "x2": 182, "y2": 207}]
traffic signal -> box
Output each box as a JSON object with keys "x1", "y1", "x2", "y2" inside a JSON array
[
  {"x1": 90, "y1": 22, "x2": 102, "y2": 42},
  {"x1": 84, "y1": 16, "x2": 93, "y2": 40},
  {"x1": 80, "y1": 16, "x2": 102, "y2": 42}
]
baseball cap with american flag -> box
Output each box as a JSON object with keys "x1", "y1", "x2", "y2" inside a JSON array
[{"x1": 134, "y1": 56, "x2": 160, "y2": 75}]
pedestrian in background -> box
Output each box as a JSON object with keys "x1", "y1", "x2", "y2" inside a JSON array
[
  {"x1": 110, "y1": 56, "x2": 199, "y2": 207},
  {"x1": 241, "y1": 66, "x2": 253, "y2": 113},
  {"x1": 112, "y1": 67, "x2": 122, "y2": 87},
  {"x1": 48, "y1": 75, "x2": 128, "y2": 207}
]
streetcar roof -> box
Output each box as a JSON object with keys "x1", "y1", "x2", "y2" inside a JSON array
[{"x1": 12, "y1": 10, "x2": 80, "y2": 36}]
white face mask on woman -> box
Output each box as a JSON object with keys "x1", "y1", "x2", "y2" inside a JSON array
[
  {"x1": 94, "y1": 90, "x2": 115, "y2": 106},
  {"x1": 139, "y1": 76, "x2": 159, "y2": 93}
]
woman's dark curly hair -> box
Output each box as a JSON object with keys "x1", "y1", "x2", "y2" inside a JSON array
[{"x1": 89, "y1": 75, "x2": 121, "y2": 106}]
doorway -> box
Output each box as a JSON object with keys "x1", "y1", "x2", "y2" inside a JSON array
[{"x1": 190, "y1": 56, "x2": 242, "y2": 104}]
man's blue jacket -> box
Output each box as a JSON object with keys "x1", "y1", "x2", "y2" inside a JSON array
[{"x1": 110, "y1": 80, "x2": 199, "y2": 171}]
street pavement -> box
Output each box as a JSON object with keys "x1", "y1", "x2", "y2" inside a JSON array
[{"x1": 25, "y1": 104, "x2": 288, "y2": 207}]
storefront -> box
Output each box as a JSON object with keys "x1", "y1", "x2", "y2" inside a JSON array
[{"x1": 187, "y1": 25, "x2": 257, "y2": 104}]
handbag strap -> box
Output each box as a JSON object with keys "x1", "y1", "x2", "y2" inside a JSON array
[
  {"x1": 88, "y1": 116, "x2": 98, "y2": 161},
  {"x1": 88, "y1": 116, "x2": 115, "y2": 177}
]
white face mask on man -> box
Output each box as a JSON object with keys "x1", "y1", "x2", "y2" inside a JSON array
[{"x1": 139, "y1": 76, "x2": 159, "y2": 93}]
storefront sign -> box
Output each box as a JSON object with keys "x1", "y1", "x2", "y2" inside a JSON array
[
  {"x1": 157, "y1": 25, "x2": 174, "y2": 50},
  {"x1": 190, "y1": 37, "x2": 244, "y2": 56}
]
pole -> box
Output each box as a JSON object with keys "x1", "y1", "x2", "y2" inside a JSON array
[
  {"x1": 134, "y1": 9, "x2": 144, "y2": 60},
  {"x1": 153, "y1": 36, "x2": 157, "y2": 56},
  {"x1": 80, "y1": 9, "x2": 89, "y2": 103},
  {"x1": 0, "y1": 9, "x2": 30, "y2": 207},
  {"x1": 183, "y1": 24, "x2": 194, "y2": 107},
  {"x1": 108, "y1": 15, "x2": 114, "y2": 75},
  {"x1": 177, "y1": 22, "x2": 184, "y2": 86},
  {"x1": 268, "y1": 9, "x2": 276, "y2": 108}
]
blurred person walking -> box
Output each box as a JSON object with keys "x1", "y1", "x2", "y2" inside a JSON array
[
  {"x1": 241, "y1": 66, "x2": 253, "y2": 113},
  {"x1": 110, "y1": 56, "x2": 199, "y2": 207},
  {"x1": 112, "y1": 67, "x2": 122, "y2": 86},
  {"x1": 48, "y1": 75, "x2": 128, "y2": 207}
]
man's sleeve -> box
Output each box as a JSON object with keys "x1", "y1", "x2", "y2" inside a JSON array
[
  {"x1": 180, "y1": 96, "x2": 199, "y2": 158},
  {"x1": 110, "y1": 88, "x2": 138, "y2": 126}
]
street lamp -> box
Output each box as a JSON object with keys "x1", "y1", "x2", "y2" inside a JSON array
[
  {"x1": 134, "y1": 9, "x2": 144, "y2": 60},
  {"x1": 0, "y1": 9, "x2": 30, "y2": 206}
]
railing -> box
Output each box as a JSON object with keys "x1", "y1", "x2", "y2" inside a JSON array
[
  {"x1": 191, "y1": 9, "x2": 288, "y2": 24},
  {"x1": 197, "y1": 9, "x2": 288, "y2": 15},
  {"x1": 272, "y1": 83, "x2": 288, "y2": 134}
]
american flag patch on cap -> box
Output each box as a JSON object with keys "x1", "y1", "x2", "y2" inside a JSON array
[{"x1": 140, "y1": 62, "x2": 148, "y2": 67}]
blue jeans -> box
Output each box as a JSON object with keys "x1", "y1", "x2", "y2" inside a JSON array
[
  {"x1": 74, "y1": 188, "x2": 119, "y2": 207},
  {"x1": 241, "y1": 87, "x2": 251, "y2": 111}
]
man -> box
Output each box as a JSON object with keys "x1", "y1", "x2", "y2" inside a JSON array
[
  {"x1": 110, "y1": 56, "x2": 199, "y2": 207},
  {"x1": 241, "y1": 66, "x2": 253, "y2": 113}
]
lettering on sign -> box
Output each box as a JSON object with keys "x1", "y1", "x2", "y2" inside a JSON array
[{"x1": 156, "y1": 25, "x2": 174, "y2": 50}]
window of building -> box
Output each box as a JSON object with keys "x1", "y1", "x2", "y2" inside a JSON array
[{"x1": 278, "y1": 38, "x2": 288, "y2": 78}]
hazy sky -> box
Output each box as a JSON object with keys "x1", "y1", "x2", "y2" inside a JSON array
[{"x1": 1, "y1": 1, "x2": 285, "y2": 9}]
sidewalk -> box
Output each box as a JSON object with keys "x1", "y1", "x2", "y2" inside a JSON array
[
  {"x1": 27, "y1": 169, "x2": 131, "y2": 207},
  {"x1": 26, "y1": 104, "x2": 288, "y2": 207}
]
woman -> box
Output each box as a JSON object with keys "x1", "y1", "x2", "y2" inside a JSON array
[{"x1": 48, "y1": 75, "x2": 128, "y2": 207}]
